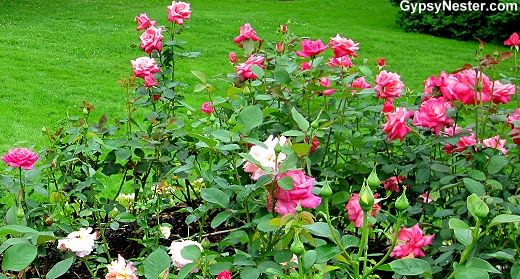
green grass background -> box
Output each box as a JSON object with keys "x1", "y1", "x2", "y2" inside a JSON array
[{"x1": 0, "y1": 0, "x2": 513, "y2": 154}]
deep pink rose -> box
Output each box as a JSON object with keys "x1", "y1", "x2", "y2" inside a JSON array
[
  {"x1": 412, "y1": 97, "x2": 453, "y2": 135},
  {"x1": 152, "y1": 94, "x2": 162, "y2": 101},
  {"x1": 345, "y1": 193, "x2": 381, "y2": 228},
  {"x1": 280, "y1": 25, "x2": 287, "y2": 33},
  {"x1": 382, "y1": 176, "x2": 408, "y2": 193},
  {"x1": 276, "y1": 43, "x2": 284, "y2": 52},
  {"x1": 318, "y1": 77, "x2": 336, "y2": 95},
  {"x1": 377, "y1": 58, "x2": 385, "y2": 67},
  {"x1": 300, "y1": 62, "x2": 312, "y2": 71},
  {"x1": 450, "y1": 70, "x2": 492, "y2": 105},
  {"x1": 228, "y1": 52, "x2": 238, "y2": 63},
  {"x1": 482, "y1": 135, "x2": 507, "y2": 155},
  {"x1": 135, "y1": 13, "x2": 156, "y2": 31},
  {"x1": 200, "y1": 102, "x2": 213, "y2": 114},
  {"x1": 217, "y1": 270, "x2": 231, "y2": 279},
  {"x1": 382, "y1": 107, "x2": 413, "y2": 142},
  {"x1": 131, "y1": 57, "x2": 160, "y2": 79},
  {"x1": 491, "y1": 80, "x2": 516, "y2": 104},
  {"x1": 140, "y1": 26, "x2": 164, "y2": 54},
  {"x1": 454, "y1": 132, "x2": 477, "y2": 153},
  {"x1": 350, "y1": 76, "x2": 372, "y2": 93},
  {"x1": 310, "y1": 137, "x2": 320, "y2": 153},
  {"x1": 505, "y1": 32, "x2": 520, "y2": 50},
  {"x1": 423, "y1": 71, "x2": 458, "y2": 101},
  {"x1": 235, "y1": 55, "x2": 265, "y2": 80},
  {"x1": 374, "y1": 70, "x2": 404, "y2": 101},
  {"x1": 233, "y1": 23, "x2": 261, "y2": 45},
  {"x1": 144, "y1": 75, "x2": 158, "y2": 87},
  {"x1": 268, "y1": 170, "x2": 322, "y2": 215},
  {"x1": 508, "y1": 109, "x2": 520, "y2": 144},
  {"x1": 326, "y1": 56, "x2": 353, "y2": 68},
  {"x1": 2, "y1": 148, "x2": 38, "y2": 170},
  {"x1": 167, "y1": 1, "x2": 191, "y2": 25},
  {"x1": 329, "y1": 34, "x2": 359, "y2": 58},
  {"x1": 382, "y1": 101, "x2": 394, "y2": 113},
  {"x1": 390, "y1": 224, "x2": 434, "y2": 258},
  {"x1": 296, "y1": 39, "x2": 328, "y2": 57}
]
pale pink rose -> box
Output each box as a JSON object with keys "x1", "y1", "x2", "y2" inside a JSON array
[
  {"x1": 57, "y1": 227, "x2": 99, "y2": 258},
  {"x1": 228, "y1": 52, "x2": 238, "y2": 63},
  {"x1": 326, "y1": 56, "x2": 353, "y2": 68},
  {"x1": 217, "y1": 271, "x2": 231, "y2": 279},
  {"x1": 345, "y1": 193, "x2": 381, "y2": 228},
  {"x1": 390, "y1": 224, "x2": 434, "y2": 258},
  {"x1": 140, "y1": 26, "x2": 163, "y2": 54},
  {"x1": 349, "y1": 76, "x2": 372, "y2": 93},
  {"x1": 382, "y1": 101, "x2": 394, "y2": 113},
  {"x1": 450, "y1": 70, "x2": 492, "y2": 105},
  {"x1": 2, "y1": 148, "x2": 38, "y2": 170},
  {"x1": 135, "y1": 13, "x2": 156, "y2": 31},
  {"x1": 296, "y1": 39, "x2": 328, "y2": 57},
  {"x1": 504, "y1": 32, "x2": 520, "y2": 51},
  {"x1": 131, "y1": 57, "x2": 161, "y2": 79},
  {"x1": 318, "y1": 77, "x2": 336, "y2": 95},
  {"x1": 105, "y1": 254, "x2": 138, "y2": 279},
  {"x1": 200, "y1": 102, "x2": 213, "y2": 114},
  {"x1": 243, "y1": 135, "x2": 287, "y2": 180},
  {"x1": 168, "y1": 240, "x2": 202, "y2": 271},
  {"x1": 233, "y1": 23, "x2": 261, "y2": 45},
  {"x1": 167, "y1": 1, "x2": 191, "y2": 25},
  {"x1": 382, "y1": 107, "x2": 413, "y2": 142},
  {"x1": 267, "y1": 170, "x2": 322, "y2": 215},
  {"x1": 144, "y1": 75, "x2": 158, "y2": 87},
  {"x1": 329, "y1": 34, "x2": 359, "y2": 58},
  {"x1": 300, "y1": 62, "x2": 312, "y2": 71},
  {"x1": 491, "y1": 80, "x2": 516, "y2": 104},
  {"x1": 412, "y1": 97, "x2": 453, "y2": 135},
  {"x1": 374, "y1": 70, "x2": 405, "y2": 101},
  {"x1": 382, "y1": 176, "x2": 407, "y2": 193},
  {"x1": 482, "y1": 135, "x2": 507, "y2": 155},
  {"x1": 235, "y1": 55, "x2": 265, "y2": 80},
  {"x1": 419, "y1": 192, "x2": 434, "y2": 204}
]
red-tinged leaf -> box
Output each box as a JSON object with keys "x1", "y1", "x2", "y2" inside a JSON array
[{"x1": 498, "y1": 52, "x2": 513, "y2": 61}]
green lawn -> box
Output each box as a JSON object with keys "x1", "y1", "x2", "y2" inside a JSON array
[{"x1": 0, "y1": 0, "x2": 512, "y2": 154}]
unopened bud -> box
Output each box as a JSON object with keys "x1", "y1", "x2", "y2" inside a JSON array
[
  {"x1": 187, "y1": 110, "x2": 193, "y2": 117},
  {"x1": 50, "y1": 191, "x2": 67, "y2": 203},
  {"x1": 310, "y1": 119, "x2": 319, "y2": 129},
  {"x1": 367, "y1": 167, "x2": 380, "y2": 188},
  {"x1": 82, "y1": 108, "x2": 89, "y2": 115},
  {"x1": 358, "y1": 185, "x2": 375, "y2": 212},
  {"x1": 395, "y1": 189, "x2": 409, "y2": 211},
  {"x1": 201, "y1": 237, "x2": 211, "y2": 249},
  {"x1": 209, "y1": 114, "x2": 216, "y2": 122},
  {"x1": 290, "y1": 236, "x2": 304, "y2": 255},
  {"x1": 16, "y1": 206, "x2": 25, "y2": 219},
  {"x1": 228, "y1": 117, "x2": 236, "y2": 126},
  {"x1": 274, "y1": 142, "x2": 282, "y2": 153},
  {"x1": 295, "y1": 204, "x2": 303, "y2": 213},
  {"x1": 320, "y1": 182, "x2": 333, "y2": 198}
]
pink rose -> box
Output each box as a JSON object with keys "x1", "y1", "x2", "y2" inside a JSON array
[
  {"x1": 450, "y1": 70, "x2": 491, "y2": 105},
  {"x1": 228, "y1": 52, "x2": 238, "y2": 63},
  {"x1": 268, "y1": 170, "x2": 322, "y2": 215},
  {"x1": 505, "y1": 32, "x2": 520, "y2": 51},
  {"x1": 152, "y1": 94, "x2": 162, "y2": 101},
  {"x1": 454, "y1": 131, "x2": 477, "y2": 153},
  {"x1": 233, "y1": 23, "x2": 261, "y2": 45},
  {"x1": 200, "y1": 102, "x2": 213, "y2": 114},
  {"x1": 167, "y1": 1, "x2": 191, "y2": 25},
  {"x1": 139, "y1": 26, "x2": 164, "y2": 54},
  {"x1": 382, "y1": 107, "x2": 413, "y2": 142},
  {"x1": 345, "y1": 193, "x2": 381, "y2": 228},
  {"x1": 491, "y1": 80, "x2": 516, "y2": 104},
  {"x1": 310, "y1": 137, "x2": 320, "y2": 153},
  {"x1": 135, "y1": 13, "x2": 156, "y2": 31},
  {"x1": 296, "y1": 39, "x2": 328, "y2": 57},
  {"x1": 390, "y1": 224, "x2": 434, "y2": 258},
  {"x1": 243, "y1": 135, "x2": 287, "y2": 180},
  {"x1": 508, "y1": 109, "x2": 520, "y2": 144},
  {"x1": 300, "y1": 62, "x2": 312, "y2": 71},
  {"x1": 326, "y1": 56, "x2": 353, "y2": 68},
  {"x1": 105, "y1": 254, "x2": 138, "y2": 279},
  {"x1": 350, "y1": 76, "x2": 372, "y2": 93},
  {"x1": 482, "y1": 135, "x2": 507, "y2": 155},
  {"x1": 280, "y1": 25, "x2": 287, "y2": 33},
  {"x1": 423, "y1": 71, "x2": 458, "y2": 101},
  {"x1": 144, "y1": 75, "x2": 158, "y2": 87},
  {"x1": 235, "y1": 55, "x2": 265, "y2": 80},
  {"x1": 2, "y1": 148, "x2": 38, "y2": 170},
  {"x1": 412, "y1": 97, "x2": 453, "y2": 135},
  {"x1": 377, "y1": 58, "x2": 385, "y2": 67},
  {"x1": 276, "y1": 43, "x2": 284, "y2": 52},
  {"x1": 382, "y1": 101, "x2": 394, "y2": 113},
  {"x1": 382, "y1": 176, "x2": 407, "y2": 193},
  {"x1": 374, "y1": 70, "x2": 405, "y2": 101},
  {"x1": 420, "y1": 192, "x2": 434, "y2": 204},
  {"x1": 217, "y1": 271, "x2": 231, "y2": 279},
  {"x1": 318, "y1": 77, "x2": 336, "y2": 95},
  {"x1": 329, "y1": 34, "x2": 359, "y2": 58},
  {"x1": 130, "y1": 57, "x2": 161, "y2": 79}
]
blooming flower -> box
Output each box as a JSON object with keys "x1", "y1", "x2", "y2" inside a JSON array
[
  {"x1": 217, "y1": 270, "x2": 231, "y2": 279},
  {"x1": 144, "y1": 75, "x2": 158, "y2": 87},
  {"x1": 382, "y1": 107, "x2": 413, "y2": 142},
  {"x1": 329, "y1": 34, "x2": 359, "y2": 58},
  {"x1": 167, "y1": 1, "x2": 191, "y2": 25},
  {"x1": 454, "y1": 131, "x2": 477, "y2": 153},
  {"x1": 296, "y1": 39, "x2": 328, "y2": 57},
  {"x1": 228, "y1": 52, "x2": 238, "y2": 63},
  {"x1": 160, "y1": 226, "x2": 171, "y2": 239},
  {"x1": 135, "y1": 13, "x2": 156, "y2": 31},
  {"x1": 491, "y1": 80, "x2": 516, "y2": 104},
  {"x1": 450, "y1": 69, "x2": 492, "y2": 105},
  {"x1": 504, "y1": 32, "x2": 520, "y2": 51},
  {"x1": 168, "y1": 240, "x2": 203, "y2": 270},
  {"x1": 382, "y1": 101, "x2": 394, "y2": 113},
  {"x1": 300, "y1": 62, "x2": 312, "y2": 71},
  {"x1": 139, "y1": 26, "x2": 164, "y2": 54},
  {"x1": 326, "y1": 56, "x2": 353, "y2": 68},
  {"x1": 267, "y1": 170, "x2": 322, "y2": 215},
  {"x1": 318, "y1": 77, "x2": 336, "y2": 95},
  {"x1": 105, "y1": 254, "x2": 138, "y2": 279},
  {"x1": 235, "y1": 55, "x2": 265, "y2": 80},
  {"x1": 349, "y1": 76, "x2": 372, "y2": 93},
  {"x1": 243, "y1": 135, "x2": 287, "y2": 180},
  {"x1": 233, "y1": 23, "x2": 261, "y2": 46},
  {"x1": 2, "y1": 148, "x2": 38, "y2": 170},
  {"x1": 412, "y1": 97, "x2": 453, "y2": 135},
  {"x1": 508, "y1": 109, "x2": 520, "y2": 144},
  {"x1": 382, "y1": 176, "x2": 407, "y2": 193},
  {"x1": 57, "y1": 227, "x2": 99, "y2": 258},
  {"x1": 345, "y1": 193, "x2": 381, "y2": 228},
  {"x1": 200, "y1": 102, "x2": 214, "y2": 114},
  {"x1": 130, "y1": 57, "x2": 161, "y2": 79},
  {"x1": 390, "y1": 224, "x2": 434, "y2": 258},
  {"x1": 374, "y1": 70, "x2": 405, "y2": 101},
  {"x1": 482, "y1": 135, "x2": 507, "y2": 155},
  {"x1": 310, "y1": 137, "x2": 320, "y2": 153}
]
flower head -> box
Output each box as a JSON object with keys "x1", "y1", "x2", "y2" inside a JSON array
[
  {"x1": 382, "y1": 176, "x2": 407, "y2": 193},
  {"x1": 491, "y1": 80, "x2": 516, "y2": 104},
  {"x1": 345, "y1": 193, "x2": 381, "y2": 228},
  {"x1": 504, "y1": 32, "x2": 520, "y2": 51},
  {"x1": 412, "y1": 97, "x2": 453, "y2": 135},
  {"x1": 482, "y1": 135, "x2": 507, "y2": 155},
  {"x1": 233, "y1": 23, "x2": 261, "y2": 45},
  {"x1": 217, "y1": 270, "x2": 231, "y2": 279},
  {"x1": 329, "y1": 34, "x2": 359, "y2": 58},
  {"x1": 167, "y1": 1, "x2": 191, "y2": 25},
  {"x1": 296, "y1": 39, "x2": 328, "y2": 57},
  {"x1": 390, "y1": 224, "x2": 434, "y2": 258},
  {"x1": 200, "y1": 102, "x2": 214, "y2": 114},
  {"x1": 57, "y1": 227, "x2": 98, "y2": 258},
  {"x1": 243, "y1": 135, "x2": 287, "y2": 180},
  {"x1": 2, "y1": 148, "x2": 38, "y2": 170},
  {"x1": 131, "y1": 57, "x2": 160, "y2": 79},
  {"x1": 374, "y1": 70, "x2": 404, "y2": 101},
  {"x1": 382, "y1": 107, "x2": 413, "y2": 142},
  {"x1": 235, "y1": 55, "x2": 265, "y2": 80},
  {"x1": 135, "y1": 13, "x2": 156, "y2": 31},
  {"x1": 349, "y1": 76, "x2": 372, "y2": 93},
  {"x1": 326, "y1": 56, "x2": 353, "y2": 68},
  {"x1": 268, "y1": 170, "x2": 322, "y2": 215},
  {"x1": 139, "y1": 26, "x2": 164, "y2": 54},
  {"x1": 228, "y1": 52, "x2": 238, "y2": 63},
  {"x1": 168, "y1": 240, "x2": 203, "y2": 270},
  {"x1": 105, "y1": 254, "x2": 138, "y2": 279}
]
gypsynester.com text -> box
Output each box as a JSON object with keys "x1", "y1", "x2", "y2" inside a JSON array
[{"x1": 399, "y1": 0, "x2": 518, "y2": 13}]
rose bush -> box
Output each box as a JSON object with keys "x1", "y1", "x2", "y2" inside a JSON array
[{"x1": 0, "y1": 1, "x2": 519, "y2": 279}]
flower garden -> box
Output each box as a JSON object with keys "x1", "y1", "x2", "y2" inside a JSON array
[{"x1": 1, "y1": 1, "x2": 520, "y2": 279}]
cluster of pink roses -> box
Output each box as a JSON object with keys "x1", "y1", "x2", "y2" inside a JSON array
[{"x1": 230, "y1": 23, "x2": 265, "y2": 80}]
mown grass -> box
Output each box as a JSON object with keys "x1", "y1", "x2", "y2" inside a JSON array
[{"x1": 0, "y1": 0, "x2": 514, "y2": 155}]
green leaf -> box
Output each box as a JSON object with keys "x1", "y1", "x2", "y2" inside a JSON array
[
  {"x1": 468, "y1": 169, "x2": 486, "y2": 181},
  {"x1": 490, "y1": 214, "x2": 520, "y2": 227},
  {"x1": 302, "y1": 222, "x2": 334, "y2": 238},
  {"x1": 201, "y1": 188, "x2": 230, "y2": 208},
  {"x1": 191, "y1": 70, "x2": 207, "y2": 83},
  {"x1": 292, "y1": 143, "x2": 311, "y2": 157},
  {"x1": 274, "y1": 67, "x2": 291, "y2": 84},
  {"x1": 243, "y1": 39, "x2": 255, "y2": 58},
  {"x1": 277, "y1": 176, "x2": 294, "y2": 191},
  {"x1": 178, "y1": 262, "x2": 198, "y2": 279},
  {"x1": 114, "y1": 212, "x2": 137, "y2": 223},
  {"x1": 511, "y1": 263, "x2": 520, "y2": 279},
  {"x1": 430, "y1": 163, "x2": 451, "y2": 173},
  {"x1": 237, "y1": 105, "x2": 263, "y2": 134},
  {"x1": 463, "y1": 178, "x2": 485, "y2": 196},
  {"x1": 250, "y1": 65, "x2": 264, "y2": 80},
  {"x1": 2, "y1": 243, "x2": 37, "y2": 271},
  {"x1": 0, "y1": 225, "x2": 38, "y2": 236},
  {"x1": 467, "y1": 193, "x2": 489, "y2": 219},
  {"x1": 453, "y1": 229, "x2": 473, "y2": 247},
  {"x1": 144, "y1": 249, "x2": 171, "y2": 279},
  {"x1": 340, "y1": 235, "x2": 360, "y2": 248},
  {"x1": 453, "y1": 262, "x2": 489, "y2": 279},
  {"x1": 291, "y1": 107, "x2": 309, "y2": 132},
  {"x1": 449, "y1": 218, "x2": 470, "y2": 229},
  {"x1": 314, "y1": 244, "x2": 341, "y2": 263},
  {"x1": 358, "y1": 65, "x2": 373, "y2": 77},
  {"x1": 390, "y1": 258, "x2": 432, "y2": 275},
  {"x1": 279, "y1": 152, "x2": 298, "y2": 174},
  {"x1": 239, "y1": 267, "x2": 260, "y2": 279},
  {"x1": 211, "y1": 211, "x2": 230, "y2": 228},
  {"x1": 466, "y1": 258, "x2": 500, "y2": 274},
  {"x1": 46, "y1": 257, "x2": 74, "y2": 279},
  {"x1": 487, "y1": 155, "x2": 508, "y2": 174},
  {"x1": 302, "y1": 250, "x2": 317, "y2": 269},
  {"x1": 115, "y1": 148, "x2": 132, "y2": 161},
  {"x1": 181, "y1": 244, "x2": 202, "y2": 261},
  {"x1": 193, "y1": 83, "x2": 207, "y2": 93}
]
